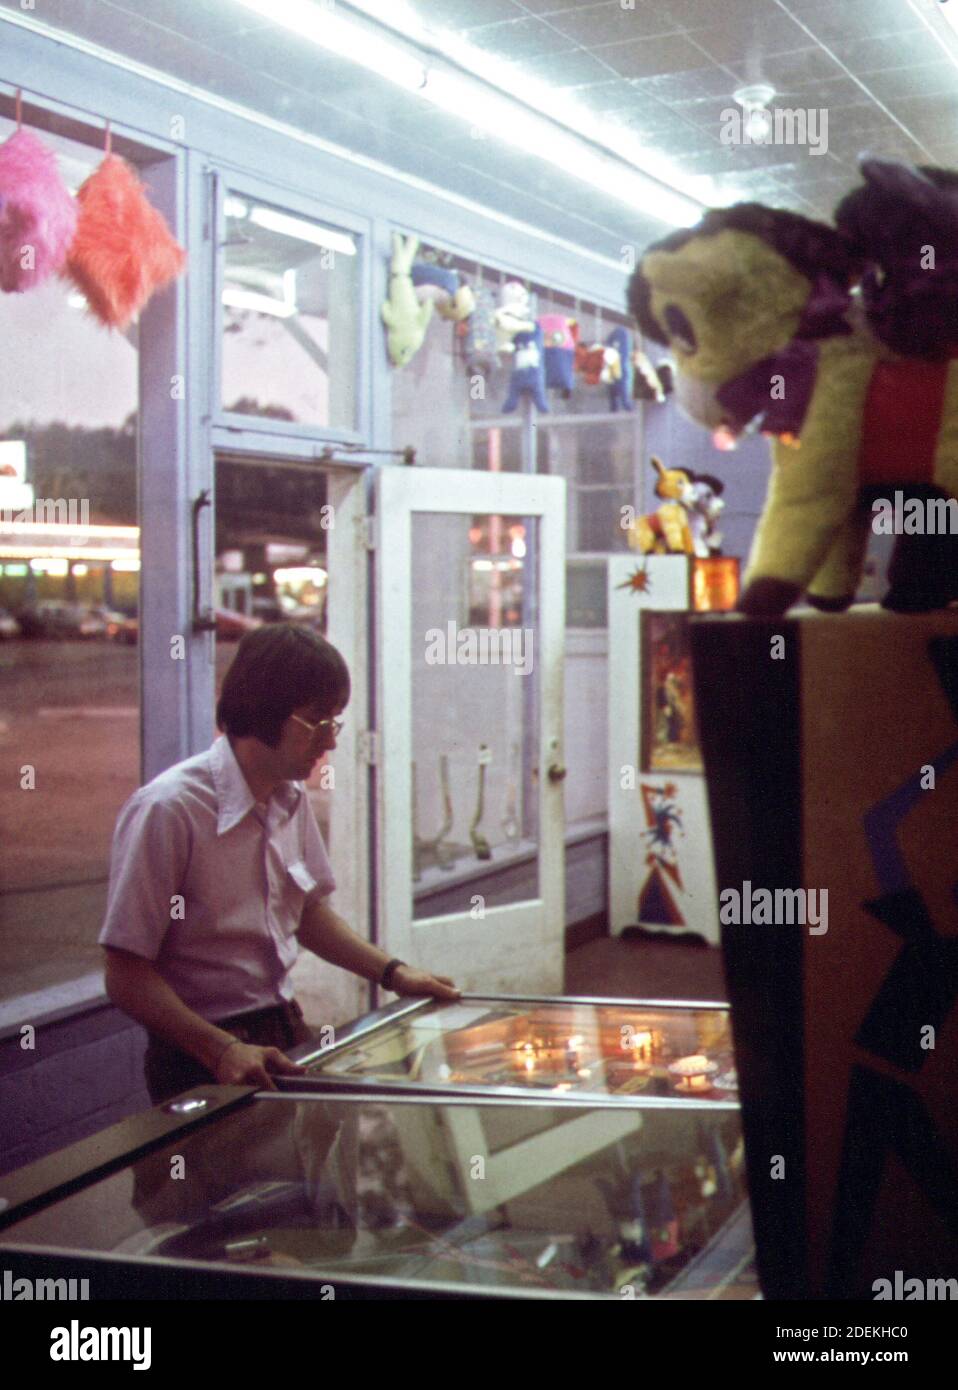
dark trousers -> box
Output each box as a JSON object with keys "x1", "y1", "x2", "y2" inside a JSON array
[{"x1": 144, "y1": 999, "x2": 313, "y2": 1105}]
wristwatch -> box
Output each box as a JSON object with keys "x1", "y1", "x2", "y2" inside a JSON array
[{"x1": 380, "y1": 958, "x2": 406, "y2": 991}]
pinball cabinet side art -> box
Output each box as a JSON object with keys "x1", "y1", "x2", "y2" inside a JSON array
[{"x1": 691, "y1": 609, "x2": 958, "y2": 1301}]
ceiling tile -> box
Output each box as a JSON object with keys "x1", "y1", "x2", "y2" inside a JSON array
[
  {"x1": 594, "y1": 34, "x2": 723, "y2": 80},
  {"x1": 659, "y1": 0, "x2": 769, "y2": 30},
  {"x1": 894, "y1": 91, "x2": 958, "y2": 128},
  {"x1": 862, "y1": 61, "x2": 958, "y2": 104},
  {"x1": 823, "y1": 102, "x2": 898, "y2": 137},
  {"x1": 832, "y1": 30, "x2": 952, "y2": 74},
  {"x1": 686, "y1": 12, "x2": 824, "y2": 66},
  {"x1": 725, "y1": 45, "x2": 848, "y2": 92},
  {"x1": 463, "y1": 15, "x2": 587, "y2": 58},
  {"x1": 511, "y1": 1, "x2": 595, "y2": 13},
  {"x1": 629, "y1": 65, "x2": 735, "y2": 104},
  {"x1": 518, "y1": 47, "x2": 622, "y2": 86},
  {"x1": 772, "y1": 75, "x2": 871, "y2": 107},
  {"x1": 781, "y1": 0, "x2": 925, "y2": 43},
  {"x1": 540, "y1": 1, "x2": 682, "y2": 46}
]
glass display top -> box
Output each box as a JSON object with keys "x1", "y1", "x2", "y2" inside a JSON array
[
  {"x1": 295, "y1": 997, "x2": 737, "y2": 1103},
  {"x1": 2, "y1": 1093, "x2": 755, "y2": 1300}
]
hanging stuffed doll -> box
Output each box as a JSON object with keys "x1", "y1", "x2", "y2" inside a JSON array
[
  {"x1": 575, "y1": 327, "x2": 621, "y2": 387},
  {"x1": 381, "y1": 231, "x2": 433, "y2": 367},
  {"x1": 411, "y1": 260, "x2": 475, "y2": 322},
  {"x1": 606, "y1": 325, "x2": 635, "y2": 412},
  {"x1": 501, "y1": 322, "x2": 549, "y2": 413},
  {"x1": 538, "y1": 313, "x2": 576, "y2": 396},
  {"x1": 633, "y1": 348, "x2": 667, "y2": 402},
  {"x1": 65, "y1": 140, "x2": 186, "y2": 330},
  {"x1": 459, "y1": 282, "x2": 498, "y2": 377},
  {"x1": 493, "y1": 279, "x2": 534, "y2": 353},
  {"x1": 0, "y1": 116, "x2": 77, "y2": 293}
]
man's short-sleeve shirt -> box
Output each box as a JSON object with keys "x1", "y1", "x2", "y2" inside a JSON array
[{"x1": 99, "y1": 736, "x2": 335, "y2": 1021}]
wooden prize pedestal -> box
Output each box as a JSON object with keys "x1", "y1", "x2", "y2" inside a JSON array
[{"x1": 691, "y1": 607, "x2": 958, "y2": 1300}]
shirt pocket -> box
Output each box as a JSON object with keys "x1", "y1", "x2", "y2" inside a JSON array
[{"x1": 280, "y1": 857, "x2": 317, "y2": 935}]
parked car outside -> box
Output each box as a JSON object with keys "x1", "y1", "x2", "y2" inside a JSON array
[{"x1": 16, "y1": 601, "x2": 104, "y2": 639}]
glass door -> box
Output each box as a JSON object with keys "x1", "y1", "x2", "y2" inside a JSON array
[
  {"x1": 376, "y1": 468, "x2": 566, "y2": 993},
  {"x1": 210, "y1": 452, "x2": 370, "y2": 1028}
]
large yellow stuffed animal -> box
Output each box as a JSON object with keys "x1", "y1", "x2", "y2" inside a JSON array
[{"x1": 629, "y1": 159, "x2": 958, "y2": 616}]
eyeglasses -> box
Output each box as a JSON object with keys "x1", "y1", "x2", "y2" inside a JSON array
[{"x1": 290, "y1": 713, "x2": 344, "y2": 739}]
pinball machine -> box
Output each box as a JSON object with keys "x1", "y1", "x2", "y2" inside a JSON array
[{"x1": 0, "y1": 994, "x2": 757, "y2": 1301}]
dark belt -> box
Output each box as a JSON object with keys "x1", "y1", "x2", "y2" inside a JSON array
[{"x1": 213, "y1": 998, "x2": 304, "y2": 1037}]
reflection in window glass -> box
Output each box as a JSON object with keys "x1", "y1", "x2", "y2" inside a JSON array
[
  {"x1": 221, "y1": 195, "x2": 359, "y2": 431},
  {"x1": 411, "y1": 513, "x2": 539, "y2": 916},
  {"x1": 3, "y1": 1093, "x2": 754, "y2": 1299},
  {"x1": 0, "y1": 122, "x2": 139, "y2": 1002}
]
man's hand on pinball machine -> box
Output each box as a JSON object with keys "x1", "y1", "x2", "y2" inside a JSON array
[
  {"x1": 214, "y1": 1041, "x2": 305, "y2": 1089},
  {"x1": 389, "y1": 966, "x2": 461, "y2": 1002}
]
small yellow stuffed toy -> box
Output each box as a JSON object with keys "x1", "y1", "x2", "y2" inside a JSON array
[{"x1": 629, "y1": 457, "x2": 695, "y2": 555}]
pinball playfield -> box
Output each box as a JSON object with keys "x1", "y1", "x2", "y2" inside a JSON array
[{"x1": 290, "y1": 994, "x2": 738, "y2": 1104}]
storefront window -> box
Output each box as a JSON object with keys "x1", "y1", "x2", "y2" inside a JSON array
[
  {"x1": 538, "y1": 417, "x2": 638, "y2": 554},
  {"x1": 0, "y1": 122, "x2": 139, "y2": 1003},
  {"x1": 220, "y1": 192, "x2": 360, "y2": 432}
]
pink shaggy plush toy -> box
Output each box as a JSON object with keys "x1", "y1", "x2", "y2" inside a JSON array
[
  {"x1": 66, "y1": 154, "x2": 186, "y2": 330},
  {"x1": 0, "y1": 128, "x2": 77, "y2": 293}
]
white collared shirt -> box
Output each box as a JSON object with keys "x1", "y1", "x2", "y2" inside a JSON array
[{"x1": 99, "y1": 736, "x2": 335, "y2": 1021}]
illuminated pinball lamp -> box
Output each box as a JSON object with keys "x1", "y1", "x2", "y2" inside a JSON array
[
  {"x1": 692, "y1": 556, "x2": 740, "y2": 612},
  {"x1": 668, "y1": 1054, "x2": 718, "y2": 1093},
  {"x1": 624, "y1": 1029, "x2": 654, "y2": 1064},
  {"x1": 515, "y1": 1041, "x2": 537, "y2": 1073}
]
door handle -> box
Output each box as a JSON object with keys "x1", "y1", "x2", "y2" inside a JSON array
[{"x1": 547, "y1": 763, "x2": 567, "y2": 783}]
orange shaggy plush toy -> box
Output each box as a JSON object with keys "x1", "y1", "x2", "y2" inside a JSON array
[{"x1": 65, "y1": 154, "x2": 186, "y2": 330}]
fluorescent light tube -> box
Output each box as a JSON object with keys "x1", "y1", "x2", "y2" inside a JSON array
[
  {"x1": 230, "y1": 0, "x2": 706, "y2": 226},
  {"x1": 249, "y1": 206, "x2": 356, "y2": 254},
  {"x1": 222, "y1": 286, "x2": 298, "y2": 317},
  {"x1": 232, "y1": 0, "x2": 426, "y2": 90}
]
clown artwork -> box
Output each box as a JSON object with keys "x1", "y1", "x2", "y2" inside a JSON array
[
  {"x1": 629, "y1": 158, "x2": 958, "y2": 617},
  {"x1": 642, "y1": 611, "x2": 702, "y2": 773}
]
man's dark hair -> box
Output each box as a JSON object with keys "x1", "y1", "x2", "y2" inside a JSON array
[{"x1": 217, "y1": 624, "x2": 351, "y2": 747}]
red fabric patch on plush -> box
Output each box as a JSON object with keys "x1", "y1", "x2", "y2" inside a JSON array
[
  {"x1": 65, "y1": 155, "x2": 186, "y2": 329},
  {"x1": 859, "y1": 358, "x2": 948, "y2": 485}
]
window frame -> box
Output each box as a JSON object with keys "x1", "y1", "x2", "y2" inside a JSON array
[{"x1": 211, "y1": 167, "x2": 372, "y2": 454}]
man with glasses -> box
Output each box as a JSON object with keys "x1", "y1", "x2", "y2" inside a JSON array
[{"x1": 101, "y1": 623, "x2": 458, "y2": 1103}]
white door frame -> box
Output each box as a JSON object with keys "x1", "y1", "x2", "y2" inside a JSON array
[{"x1": 375, "y1": 467, "x2": 567, "y2": 993}]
